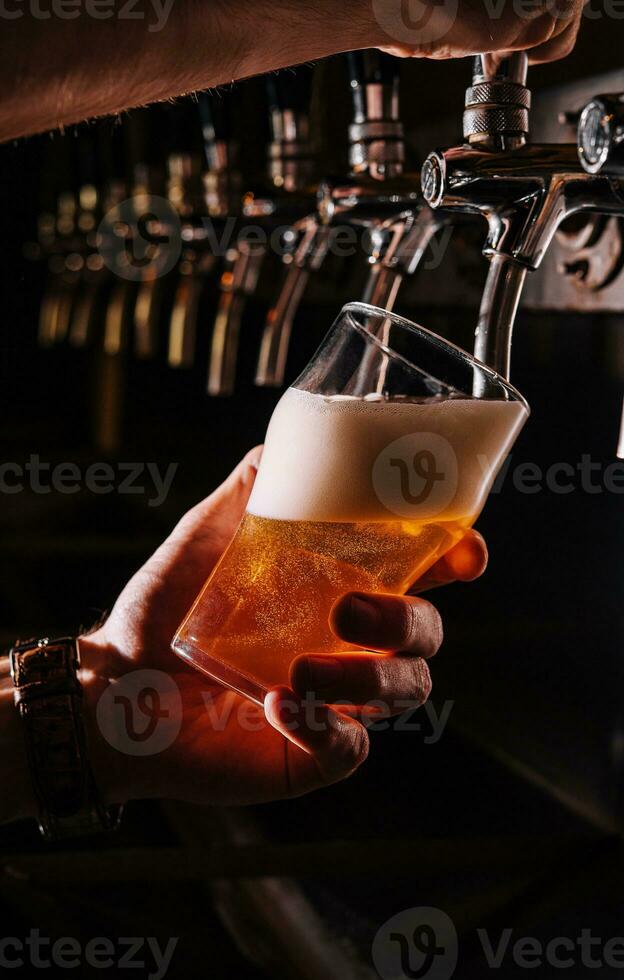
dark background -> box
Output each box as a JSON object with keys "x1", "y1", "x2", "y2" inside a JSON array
[{"x1": 1, "y1": 12, "x2": 624, "y2": 979}]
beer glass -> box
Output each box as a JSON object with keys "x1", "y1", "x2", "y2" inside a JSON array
[{"x1": 172, "y1": 303, "x2": 529, "y2": 704}]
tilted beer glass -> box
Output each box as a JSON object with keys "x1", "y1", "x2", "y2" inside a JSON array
[{"x1": 172, "y1": 303, "x2": 529, "y2": 704}]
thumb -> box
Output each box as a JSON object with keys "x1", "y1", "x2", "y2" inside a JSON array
[
  {"x1": 162, "y1": 446, "x2": 263, "y2": 568},
  {"x1": 184, "y1": 445, "x2": 263, "y2": 535}
]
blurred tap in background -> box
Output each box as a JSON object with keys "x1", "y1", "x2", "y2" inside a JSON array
[
  {"x1": 208, "y1": 67, "x2": 318, "y2": 396},
  {"x1": 256, "y1": 51, "x2": 406, "y2": 387},
  {"x1": 25, "y1": 48, "x2": 624, "y2": 424},
  {"x1": 165, "y1": 93, "x2": 243, "y2": 374},
  {"x1": 35, "y1": 135, "x2": 85, "y2": 349}
]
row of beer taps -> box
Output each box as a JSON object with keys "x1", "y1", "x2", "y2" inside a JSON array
[{"x1": 33, "y1": 49, "x2": 624, "y2": 399}]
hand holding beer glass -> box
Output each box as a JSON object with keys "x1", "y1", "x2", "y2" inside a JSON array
[{"x1": 172, "y1": 304, "x2": 528, "y2": 705}]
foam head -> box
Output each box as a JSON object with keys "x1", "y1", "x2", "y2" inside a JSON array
[{"x1": 247, "y1": 387, "x2": 527, "y2": 524}]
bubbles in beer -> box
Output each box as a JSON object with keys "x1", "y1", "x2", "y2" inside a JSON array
[{"x1": 173, "y1": 388, "x2": 527, "y2": 702}]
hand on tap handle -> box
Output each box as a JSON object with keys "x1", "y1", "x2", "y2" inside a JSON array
[
  {"x1": 1, "y1": 0, "x2": 584, "y2": 141},
  {"x1": 377, "y1": 0, "x2": 583, "y2": 65}
]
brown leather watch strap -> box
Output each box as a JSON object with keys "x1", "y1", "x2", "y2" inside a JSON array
[{"x1": 9, "y1": 637, "x2": 122, "y2": 840}]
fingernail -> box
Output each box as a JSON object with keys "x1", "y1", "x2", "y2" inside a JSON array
[
  {"x1": 348, "y1": 595, "x2": 382, "y2": 633},
  {"x1": 305, "y1": 656, "x2": 344, "y2": 690}
]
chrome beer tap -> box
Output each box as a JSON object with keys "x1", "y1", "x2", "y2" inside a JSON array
[
  {"x1": 36, "y1": 136, "x2": 90, "y2": 349},
  {"x1": 421, "y1": 53, "x2": 624, "y2": 379},
  {"x1": 255, "y1": 50, "x2": 404, "y2": 387},
  {"x1": 165, "y1": 149, "x2": 210, "y2": 368},
  {"x1": 208, "y1": 69, "x2": 317, "y2": 395},
  {"x1": 93, "y1": 110, "x2": 165, "y2": 453},
  {"x1": 256, "y1": 51, "x2": 448, "y2": 387},
  {"x1": 68, "y1": 123, "x2": 127, "y2": 350},
  {"x1": 93, "y1": 108, "x2": 168, "y2": 365},
  {"x1": 360, "y1": 207, "x2": 446, "y2": 309},
  {"x1": 165, "y1": 97, "x2": 235, "y2": 369}
]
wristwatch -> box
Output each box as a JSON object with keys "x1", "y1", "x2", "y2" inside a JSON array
[{"x1": 9, "y1": 636, "x2": 122, "y2": 841}]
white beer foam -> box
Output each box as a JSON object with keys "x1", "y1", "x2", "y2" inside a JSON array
[{"x1": 247, "y1": 387, "x2": 527, "y2": 523}]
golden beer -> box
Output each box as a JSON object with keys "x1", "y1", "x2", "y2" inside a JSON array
[
  {"x1": 174, "y1": 511, "x2": 471, "y2": 693},
  {"x1": 173, "y1": 381, "x2": 527, "y2": 703}
]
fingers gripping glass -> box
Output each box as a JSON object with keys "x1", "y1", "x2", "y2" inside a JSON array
[{"x1": 172, "y1": 303, "x2": 529, "y2": 705}]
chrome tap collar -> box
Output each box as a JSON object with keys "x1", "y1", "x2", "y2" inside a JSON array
[{"x1": 464, "y1": 53, "x2": 531, "y2": 148}]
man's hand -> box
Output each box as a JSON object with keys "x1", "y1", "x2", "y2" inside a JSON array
[
  {"x1": 80, "y1": 447, "x2": 487, "y2": 809},
  {"x1": 373, "y1": 0, "x2": 584, "y2": 63},
  {"x1": 2, "y1": 0, "x2": 584, "y2": 142}
]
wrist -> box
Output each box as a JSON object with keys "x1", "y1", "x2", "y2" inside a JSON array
[
  {"x1": 78, "y1": 632, "x2": 165, "y2": 807},
  {"x1": 78, "y1": 632, "x2": 135, "y2": 809}
]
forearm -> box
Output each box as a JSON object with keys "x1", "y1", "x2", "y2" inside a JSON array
[{"x1": 1, "y1": 0, "x2": 375, "y2": 141}]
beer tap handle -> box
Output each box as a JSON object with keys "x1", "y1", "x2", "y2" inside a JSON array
[
  {"x1": 255, "y1": 216, "x2": 332, "y2": 388},
  {"x1": 134, "y1": 276, "x2": 162, "y2": 359},
  {"x1": 346, "y1": 50, "x2": 404, "y2": 179},
  {"x1": 69, "y1": 122, "x2": 126, "y2": 349},
  {"x1": 167, "y1": 92, "x2": 246, "y2": 371},
  {"x1": 361, "y1": 217, "x2": 409, "y2": 310},
  {"x1": 163, "y1": 101, "x2": 208, "y2": 367},
  {"x1": 95, "y1": 111, "x2": 157, "y2": 450},
  {"x1": 255, "y1": 55, "x2": 406, "y2": 390},
  {"x1": 39, "y1": 268, "x2": 75, "y2": 347},
  {"x1": 168, "y1": 266, "x2": 212, "y2": 369},
  {"x1": 198, "y1": 90, "x2": 243, "y2": 221},
  {"x1": 265, "y1": 66, "x2": 316, "y2": 191},
  {"x1": 208, "y1": 73, "x2": 316, "y2": 395},
  {"x1": 464, "y1": 51, "x2": 530, "y2": 150},
  {"x1": 207, "y1": 241, "x2": 267, "y2": 395},
  {"x1": 361, "y1": 208, "x2": 446, "y2": 311},
  {"x1": 69, "y1": 279, "x2": 101, "y2": 348},
  {"x1": 37, "y1": 135, "x2": 80, "y2": 348},
  {"x1": 107, "y1": 108, "x2": 167, "y2": 360},
  {"x1": 198, "y1": 90, "x2": 237, "y2": 174}
]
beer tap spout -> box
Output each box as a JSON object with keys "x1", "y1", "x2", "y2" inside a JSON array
[
  {"x1": 255, "y1": 216, "x2": 332, "y2": 387},
  {"x1": 208, "y1": 69, "x2": 318, "y2": 395},
  {"x1": 254, "y1": 51, "x2": 411, "y2": 389},
  {"x1": 474, "y1": 255, "x2": 527, "y2": 379},
  {"x1": 362, "y1": 207, "x2": 447, "y2": 313},
  {"x1": 422, "y1": 52, "x2": 624, "y2": 381}
]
